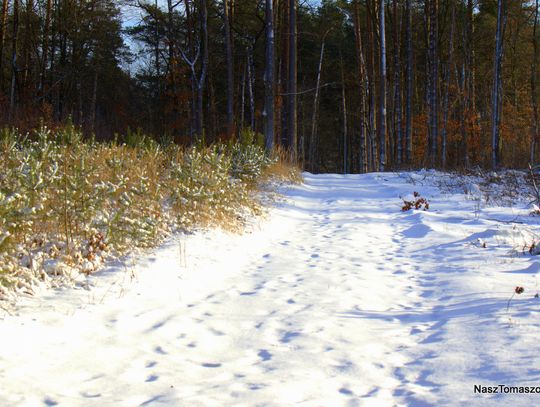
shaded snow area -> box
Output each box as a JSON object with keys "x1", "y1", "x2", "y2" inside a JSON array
[{"x1": 3, "y1": 172, "x2": 540, "y2": 406}]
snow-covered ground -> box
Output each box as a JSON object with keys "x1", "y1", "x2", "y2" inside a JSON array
[{"x1": 2, "y1": 172, "x2": 540, "y2": 406}]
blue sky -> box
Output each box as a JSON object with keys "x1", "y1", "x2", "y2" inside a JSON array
[
  {"x1": 119, "y1": 0, "x2": 322, "y2": 72},
  {"x1": 121, "y1": 0, "x2": 322, "y2": 29}
]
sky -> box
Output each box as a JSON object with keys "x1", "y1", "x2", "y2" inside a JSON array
[
  {"x1": 120, "y1": 0, "x2": 322, "y2": 29},
  {"x1": 119, "y1": 0, "x2": 322, "y2": 72}
]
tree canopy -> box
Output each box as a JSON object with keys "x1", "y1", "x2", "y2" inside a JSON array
[{"x1": 0, "y1": 0, "x2": 538, "y2": 170}]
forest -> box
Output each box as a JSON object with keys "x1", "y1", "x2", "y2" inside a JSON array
[
  {"x1": 0, "y1": 0, "x2": 537, "y2": 172},
  {"x1": 4, "y1": 1, "x2": 540, "y2": 403}
]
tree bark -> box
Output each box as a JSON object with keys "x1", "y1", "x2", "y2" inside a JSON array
[
  {"x1": 366, "y1": 0, "x2": 377, "y2": 171},
  {"x1": 154, "y1": 0, "x2": 161, "y2": 103},
  {"x1": 263, "y1": 0, "x2": 274, "y2": 152},
  {"x1": 183, "y1": 0, "x2": 197, "y2": 138},
  {"x1": 0, "y1": 0, "x2": 8, "y2": 88},
  {"x1": 9, "y1": 0, "x2": 20, "y2": 124},
  {"x1": 404, "y1": 0, "x2": 413, "y2": 164},
  {"x1": 378, "y1": 0, "x2": 387, "y2": 172},
  {"x1": 491, "y1": 0, "x2": 507, "y2": 169},
  {"x1": 287, "y1": 0, "x2": 297, "y2": 160},
  {"x1": 167, "y1": 0, "x2": 179, "y2": 131},
  {"x1": 441, "y1": 2, "x2": 455, "y2": 169},
  {"x1": 341, "y1": 53, "x2": 348, "y2": 174},
  {"x1": 223, "y1": 0, "x2": 234, "y2": 137},
  {"x1": 197, "y1": 0, "x2": 209, "y2": 140},
  {"x1": 247, "y1": 42, "x2": 255, "y2": 131},
  {"x1": 309, "y1": 33, "x2": 327, "y2": 173},
  {"x1": 353, "y1": 0, "x2": 367, "y2": 173},
  {"x1": 22, "y1": 0, "x2": 33, "y2": 88},
  {"x1": 531, "y1": 0, "x2": 539, "y2": 163},
  {"x1": 240, "y1": 59, "x2": 245, "y2": 131},
  {"x1": 279, "y1": 0, "x2": 289, "y2": 147},
  {"x1": 428, "y1": 0, "x2": 438, "y2": 167},
  {"x1": 90, "y1": 70, "x2": 98, "y2": 134},
  {"x1": 464, "y1": 0, "x2": 474, "y2": 167},
  {"x1": 39, "y1": 0, "x2": 52, "y2": 102},
  {"x1": 392, "y1": 0, "x2": 402, "y2": 165}
]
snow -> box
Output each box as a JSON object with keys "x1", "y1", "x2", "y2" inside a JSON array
[{"x1": 2, "y1": 172, "x2": 540, "y2": 406}]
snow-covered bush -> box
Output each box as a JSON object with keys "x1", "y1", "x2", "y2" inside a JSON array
[
  {"x1": 170, "y1": 146, "x2": 254, "y2": 228},
  {"x1": 0, "y1": 126, "x2": 293, "y2": 301},
  {"x1": 401, "y1": 192, "x2": 430, "y2": 211},
  {"x1": 229, "y1": 143, "x2": 275, "y2": 183}
]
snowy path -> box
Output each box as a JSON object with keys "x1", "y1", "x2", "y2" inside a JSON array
[{"x1": 2, "y1": 173, "x2": 540, "y2": 406}]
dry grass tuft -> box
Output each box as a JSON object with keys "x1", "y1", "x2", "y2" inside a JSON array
[{"x1": 261, "y1": 146, "x2": 303, "y2": 184}]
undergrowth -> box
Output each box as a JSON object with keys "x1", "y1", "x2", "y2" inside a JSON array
[
  {"x1": 0, "y1": 126, "x2": 300, "y2": 302},
  {"x1": 401, "y1": 192, "x2": 430, "y2": 211}
]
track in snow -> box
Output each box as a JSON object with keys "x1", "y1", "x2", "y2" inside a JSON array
[{"x1": 2, "y1": 173, "x2": 540, "y2": 406}]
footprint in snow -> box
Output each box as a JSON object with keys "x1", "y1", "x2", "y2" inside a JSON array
[
  {"x1": 280, "y1": 331, "x2": 301, "y2": 343},
  {"x1": 154, "y1": 346, "x2": 167, "y2": 355},
  {"x1": 80, "y1": 392, "x2": 102, "y2": 398},
  {"x1": 257, "y1": 349, "x2": 272, "y2": 361},
  {"x1": 201, "y1": 362, "x2": 222, "y2": 368}
]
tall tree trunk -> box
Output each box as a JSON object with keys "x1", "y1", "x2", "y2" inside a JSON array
[
  {"x1": 240, "y1": 60, "x2": 245, "y2": 131},
  {"x1": 279, "y1": 0, "x2": 289, "y2": 147},
  {"x1": 441, "y1": 2, "x2": 455, "y2": 169},
  {"x1": 154, "y1": 0, "x2": 161, "y2": 105},
  {"x1": 223, "y1": 0, "x2": 234, "y2": 137},
  {"x1": 531, "y1": 0, "x2": 539, "y2": 163},
  {"x1": 39, "y1": 0, "x2": 52, "y2": 102},
  {"x1": 90, "y1": 70, "x2": 97, "y2": 134},
  {"x1": 57, "y1": 0, "x2": 68, "y2": 121},
  {"x1": 287, "y1": 0, "x2": 297, "y2": 160},
  {"x1": 392, "y1": 0, "x2": 402, "y2": 165},
  {"x1": 378, "y1": 0, "x2": 387, "y2": 171},
  {"x1": 198, "y1": 0, "x2": 209, "y2": 139},
  {"x1": 428, "y1": 0, "x2": 438, "y2": 167},
  {"x1": 9, "y1": 0, "x2": 20, "y2": 124},
  {"x1": 49, "y1": 0, "x2": 57, "y2": 117},
  {"x1": 353, "y1": 0, "x2": 367, "y2": 173},
  {"x1": 183, "y1": 0, "x2": 197, "y2": 138},
  {"x1": 0, "y1": 0, "x2": 8, "y2": 89},
  {"x1": 208, "y1": 68, "x2": 217, "y2": 140},
  {"x1": 22, "y1": 0, "x2": 33, "y2": 88},
  {"x1": 404, "y1": 0, "x2": 413, "y2": 164},
  {"x1": 367, "y1": 0, "x2": 377, "y2": 171},
  {"x1": 464, "y1": 0, "x2": 474, "y2": 167},
  {"x1": 309, "y1": 32, "x2": 326, "y2": 173},
  {"x1": 167, "y1": 0, "x2": 178, "y2": 134},
  {"x1": 491, "y1": 0, "x2": 507, "y2": 169},
  {"x1": 263, "y1": 0, "x2": 274, "y2": 152},
  {"x1": 341, "y1": 53, "x2": 348, "y2": 174},
  {"x1": 247, "y1": 43, "x2": 255, "y2": 130}
]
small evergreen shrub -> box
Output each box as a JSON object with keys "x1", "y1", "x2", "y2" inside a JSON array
[{"x1": 0, "y1": 126, "x2": 294, "y2": 302}]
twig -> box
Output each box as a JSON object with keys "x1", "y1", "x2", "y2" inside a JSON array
[
  {"x1": 484, "y1": 217, "x2": 524, "y2": 225},
  {"x1": 506, "y1": 292, "x2": 516, "y2": 313}
]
